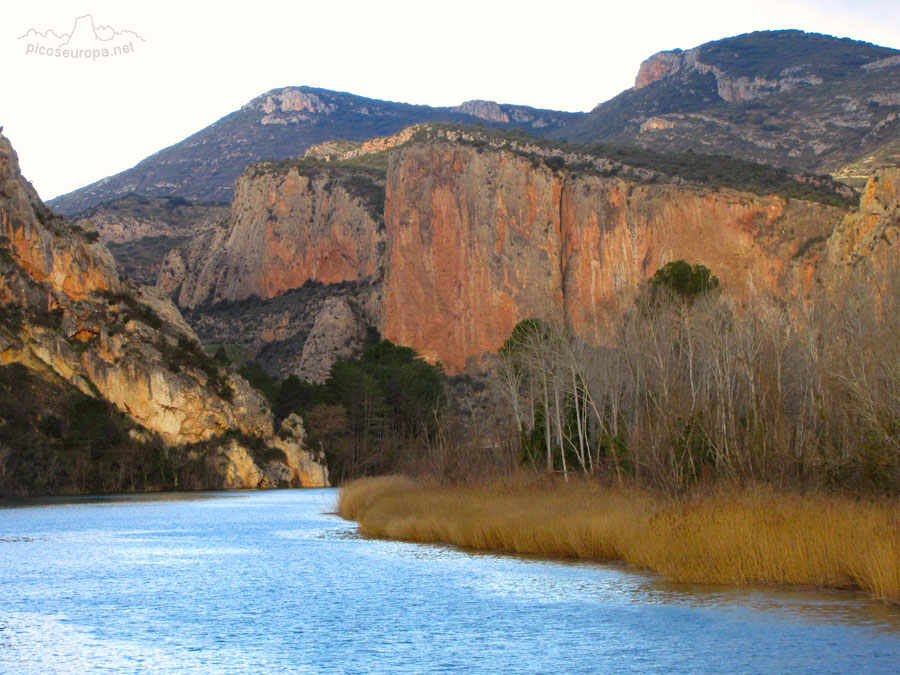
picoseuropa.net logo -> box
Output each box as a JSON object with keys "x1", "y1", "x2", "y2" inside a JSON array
[{"x1": 19, "y1": 14, "x2": 145, "y2": 61}]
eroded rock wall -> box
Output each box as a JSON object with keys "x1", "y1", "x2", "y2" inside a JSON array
[
  {"x1": 0, "y1": 131, "x2": 328, "y2": 489},
  {"x1": 173, "y1": 166, "x2": 385, "y2": 308},
  {"x1": 382, "y1": 141, "x2": 844, "y2": 372}
]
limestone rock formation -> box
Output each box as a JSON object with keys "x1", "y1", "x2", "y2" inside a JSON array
[
  {"x1": 272, "y1": 414, "x2": 329, "y2": 487},
  {"x1": 634, "y1": 46, "x2": 823, "y2": 103},
  {"x1": 174, "y1": 163, "x2": 385, "y2": 308},
  {"x1": 297, "y1": 296, "x2": 368, "y2": 383},
  {"x1": 453, "y1": 100, "x2": 510, "y2": 123},
  {"x1": 823, "y1": 167, "x2": 900, "y2": 277},
  {"x1": 382, "y1": 138, "x2": 844, "y2": 372},
  {"x1": 0, "y1": 131, "x2": 328, "y2": 492},
  {"x1": 165, "y1": 124, "x2": 850, "y2": 378}
]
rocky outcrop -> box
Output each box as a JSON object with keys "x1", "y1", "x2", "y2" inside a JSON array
[
  {"x1": 304, "y1": 127, "x2": 417, "y2": 163},
  {"x1": 382, "y1": 139, "x2": 844, "y2": 372},
  {"x1": 453, "y1": 100, "x2": 510, "y2": 123},
  {"x1": 298, "y1": 296, "x2": 368, "y2": 383},
  {"x1": 0, "y1": 131, "x2": 328, "y2": 490},
  {"x1": 174, "y1": 163, "x2": 385, "y2": 308},
  {"x1": 823, "y1": 168, "x2": 900, "y2": 275},
  {"x1": 635, "y1": 45, "x2": 823, "y2": 103},
  {"x1": 156, "y1": 159, "x2": 386, "y2": 382},
  {"x1": 272, "y1": 413, "x2": 328, "y2": 486},
  {"x1": 215, "y1": 414, "x2": 328, "y2": 488},
  {"x1": 635, "y1": 50, "x2": 687, "y2": 89}
]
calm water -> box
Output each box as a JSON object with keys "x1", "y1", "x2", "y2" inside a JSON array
[{"x1": 1, "y1": 490, "x2": 899, "y2": 674}]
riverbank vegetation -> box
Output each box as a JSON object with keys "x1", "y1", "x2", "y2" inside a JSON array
[
  {"x1": 238, "y1": 337, "x2": 446, "y2": 483},
  {"x1": 338, "y1": 476, "x2": 900, "y2": 603},
  {"x1": 493, "y1": 260, "x2": 900, "y2": 494},
  {"x1": 337, "y1": 259, "x2": 900, "y2": 602}
]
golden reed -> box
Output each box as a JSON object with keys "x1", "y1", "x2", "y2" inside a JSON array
[{"x1": 338, "y1": 476, "x2": 900, "y2": 603}]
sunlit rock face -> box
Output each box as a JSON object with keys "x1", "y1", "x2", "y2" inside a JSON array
[
  {"x1": 822, "y1": 168, "x2": 900, "y2": 282},
  {"x1": 150, "y1": 125, "x2": 892, "y2": 384},
  {"x1": 174, "y1": 165, "x2": 384, "y2": 308},
  {"x1": 0, "y1": 131, "x2": 328, "y2": 488},
  {"x1": 382, "y1": 140, "x2": 842, "y2": 373}
]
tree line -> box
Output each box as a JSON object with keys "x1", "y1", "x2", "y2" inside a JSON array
[{"x1": 496, "y1": 260, "x2": 900, "y2": 494}]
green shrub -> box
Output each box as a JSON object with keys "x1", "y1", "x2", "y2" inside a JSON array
[{"x1": 647, "y1": 260, "x2": 720, "y2": 302}]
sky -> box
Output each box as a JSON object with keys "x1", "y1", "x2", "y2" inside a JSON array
[{"x1": 3, "y1": 0, "x2": 900, "y2": 201}]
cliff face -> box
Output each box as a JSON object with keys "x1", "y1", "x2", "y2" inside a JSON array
[
  {"x1": 161, "y1": 126, "x2": 850, "y2": 378},
  {"x1": 0, "y1": 132, "x2": 328, "y2": 492},
  {"x1": 634, "y1": 47, "x2": 824, "y2": 103},
  {"x1": 823, "y1": 167, "x2": 900, "y2": 278},
  {"x1": 174, "y1": 164, "x2": 385, "y2": 308},
  {"x1": 383, "y1": 140, "x2": 844, "y2": 372},
  {"x1": 160, "y1": 160, "x2": 386, "y2": 381}
]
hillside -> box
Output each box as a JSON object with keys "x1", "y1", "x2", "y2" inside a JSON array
[
  {"x1": 553, "y1": 30, "x2": 900, "y2": 185},
  {"x1": 74, "y1": 194, "x2": 229, "y2": 285},
  {"x1": 0, "y1": 131, "x2": 328, "y2": 494},
  {"x1": 48, "y1": 87, "x2": 580, "y2": 215}
]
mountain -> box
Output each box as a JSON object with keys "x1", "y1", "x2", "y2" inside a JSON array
[
  {"x1": 49, "y1": 31, "x2": 900, "y2": 222},
  {"x1": 553, "y1": 30, "x2": 900, "y2": 185},
  {"x1": 158, "y1": 124, "x2": 859, "y2": 376},
  {"x1": 47, "y1": 87, "x2": 580, "y2": 215},
  {"x1": 0, "y1": 131, "x2": 328, "y2": 494}
]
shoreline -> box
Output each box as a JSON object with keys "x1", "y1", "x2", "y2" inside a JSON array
[{"x1": 338, "y1": 476, "x2": 900, "y2": 604}]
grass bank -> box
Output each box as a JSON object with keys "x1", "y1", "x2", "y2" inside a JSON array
[{"x1": 338, "y1": 476, "x2": 900, "y2": 603}]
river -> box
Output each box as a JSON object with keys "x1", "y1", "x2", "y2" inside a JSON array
[{"x1": 1, "y1": 489, "x2": 898, "y2": 673}]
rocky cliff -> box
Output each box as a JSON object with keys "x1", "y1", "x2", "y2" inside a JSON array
[
  {"x1": 634, "y1": 44, "x2": 825, "y2": 103},
  {"x1": 822, "y1": 167, "x2": 900, "y2": 279},
  {"x1": 0, "y1": 131, "x2": 328, "y2": 493},
  {"x1": 382, "y1": 138, "x2": 844, "y2": 372},
  {"x1": 172, "y1": 162, "x2": 385, "y2": 308},
  {"x1": 165, "y1": 125, "x2": 849, "y2": 377},
  {"x1": 157, "y1": 157, "x2": 388, "y2": 381}
]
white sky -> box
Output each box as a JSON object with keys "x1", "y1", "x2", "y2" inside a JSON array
[{"x1": 3, "y1": 0, "x2": 899, "y2": 201}]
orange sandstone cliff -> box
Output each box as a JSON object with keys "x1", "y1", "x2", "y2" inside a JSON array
[
  {"x1": 382, "y1": 139, "x2": 844, "y2": 372},
  {"x1": 169, "y1": 163, "x2": 385, "y2": 309}
]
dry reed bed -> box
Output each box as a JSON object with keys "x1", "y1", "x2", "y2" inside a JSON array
[{"x1": 338, "y1": 476, "x2": 900, "y2": 603}]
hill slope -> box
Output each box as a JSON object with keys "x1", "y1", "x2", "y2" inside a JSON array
[
  {"x1": 48, "y1": 87, "x2": 579, "y2": 215},
  {"x1": 552, "y1": 30, "x2": 900, "y2": 184}
]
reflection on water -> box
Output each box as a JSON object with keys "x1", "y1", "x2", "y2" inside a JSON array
[{"x1": 1, "y1": 489, "x2": 899, "y2": 674}]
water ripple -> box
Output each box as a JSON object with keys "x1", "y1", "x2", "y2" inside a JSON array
[{"x1": 1, "y1": 489, "x2": 898, "y2": 674}]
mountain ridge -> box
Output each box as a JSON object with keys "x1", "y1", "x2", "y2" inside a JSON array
[
  {"x1": 49, "y1": 30, "x2": 900, "y2": 217},
  {"x1": 48, "y1": 86, "x2": 579, "y2": 215},
  {"x1": 553, "y1": 30, "x2": 900, "y2": 183}
]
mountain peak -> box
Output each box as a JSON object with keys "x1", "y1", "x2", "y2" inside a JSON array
[
  {"x1": 242, "y1": 88, "x2": 339, "y2": 124},
  {"x1": 635, "y1": 30, "x2": 900, "y2": 94},
  {"x1": 453, "y1": 100, "x2": 509, "y2": 122}
]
